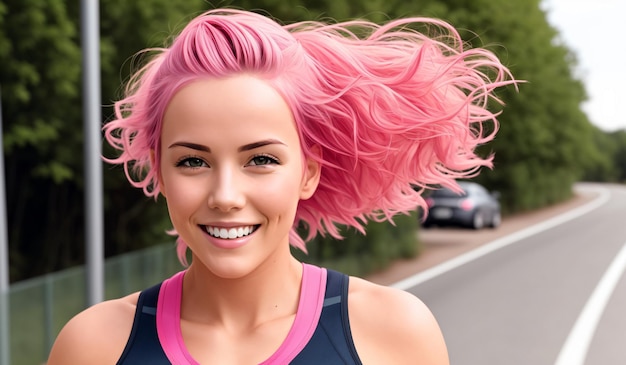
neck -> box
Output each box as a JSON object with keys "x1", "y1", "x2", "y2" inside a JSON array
[{"x1": 181, "y1": 253, "x2": 304, "y2": 331}]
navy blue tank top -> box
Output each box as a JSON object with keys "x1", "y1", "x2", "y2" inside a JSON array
[{"x1": 117, "y1": 269, "x2": 362, "y2": 364}]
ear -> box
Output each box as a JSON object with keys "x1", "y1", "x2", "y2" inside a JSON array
[
  {"x1": 300, "y1": 145, "x2": 322, "y2": 200},
  {"x1": 150, "y1": 149, "x2": 167, "y2": 198}
]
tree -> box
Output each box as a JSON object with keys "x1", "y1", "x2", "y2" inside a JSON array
[
  {"x1": 428, "y1": 0, "x2": 602, "y2": 212},
  {"x1": 608, "y1": 130, "x2": 626, "y2": 182},
  {"x1": 96, "y1": 0, "x2": 207, "y2": 257},
  {"x1": 225, "y1": 0, "x2": 604, "y2": 213},
  {"x1": 0, "y1": 0, "x2": 206, "y2": 281},
  {"x1": 2, "y1": 0, "x2": 614, "y2": 281},
  {"x1": 581, "y1": 126, "x2": 618, "y2": 182},
  {"x1": 1, "y1": 0, "x2": 83, "y2": 280}
]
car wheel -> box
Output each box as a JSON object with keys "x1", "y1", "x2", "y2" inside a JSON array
[
  {"x1": 489, "y1": 211, "x2": 501, "y2": 228},
  {"x1": 471, "y1": 211, "x2": 485, "y2": 230}
]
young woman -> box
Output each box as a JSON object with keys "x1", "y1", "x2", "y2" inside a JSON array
[{"x1": 48, "y1": 9, "x2": 514, "y2": 364}]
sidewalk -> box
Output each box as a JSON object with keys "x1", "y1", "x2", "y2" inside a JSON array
[{"x1": 367, "y1": 189, "x2": 598, "y2": 286}]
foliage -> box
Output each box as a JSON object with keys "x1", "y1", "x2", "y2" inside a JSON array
[
  {"x1": 1, "y1": 0, "x2": 83, "y2": 280},
  {"x1": 431, "y1": 0, "x2": 604, "y2": 213},
  {"x1": 613, "y1": 131, "x2": 626, "y2": 183},
  {"x1": 581, "y1": 126, "x2": 620, "y2": 182},
  {"x1": 601, "y1": 130, "x2": 626, "y2": 183},
  {"x1": 1, "y1": 0, "x2": 206, "y2": 281},
  {"x1": 96, "y1": 0, "x2": 207, "y2": 261},
  {"x1": 293, "y1": 212, "x2": 420, "y2": 277},
  {"x1": 1, "y1": 0, "x2": 623, "y2": 282}
]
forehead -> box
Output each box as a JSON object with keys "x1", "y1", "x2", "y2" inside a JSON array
[{"x1": 161, "y1": 75, "x2": 299, "y2": 145}]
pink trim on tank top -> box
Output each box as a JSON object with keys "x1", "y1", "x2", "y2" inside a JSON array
[{"x1": 156, "y1": 264, "x2": 327, "y2": 364}]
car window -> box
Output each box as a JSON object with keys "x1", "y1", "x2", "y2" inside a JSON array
[{"x1": 430, "y1": 187, "x2": 467, "y2": 198}]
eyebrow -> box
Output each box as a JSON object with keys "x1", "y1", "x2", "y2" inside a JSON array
[{"x1": 168, "y1": 139, "x2": 286, "y2": 152}]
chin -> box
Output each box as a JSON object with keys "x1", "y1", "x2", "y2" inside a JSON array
[{"x1": 194, "y1": 255, "x2": 265, "y2": 280}]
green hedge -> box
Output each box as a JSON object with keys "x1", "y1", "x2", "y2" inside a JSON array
[{"x1": 292, "y1": 211, "x2": 422, "y2": 277}]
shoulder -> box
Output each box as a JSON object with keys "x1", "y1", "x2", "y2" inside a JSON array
[
  {"x1": 347, "y1": 276, "x2": 449, "y2": 365},
  {"x1": 47, "y1": 292, "x2": 140, "y2": 365}
]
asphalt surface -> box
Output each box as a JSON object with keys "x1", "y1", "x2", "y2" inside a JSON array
[{"x1": 395, "y1": 183, "x2": 626, "y2": 365}]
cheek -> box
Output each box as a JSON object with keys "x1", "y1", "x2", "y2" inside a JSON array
[
  {"x1": 163, "y1": 176, "x2": 207, "y2": 221},
  {"x1": 254, "y1": 172, "x2": 303, "y2": 219}
]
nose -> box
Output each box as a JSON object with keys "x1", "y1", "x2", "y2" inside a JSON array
[{"x1": 207, "y1": 166, "x2": 245, "y2": 212}]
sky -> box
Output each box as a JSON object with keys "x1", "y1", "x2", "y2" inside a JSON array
[{"x1": 542, "y1": 0, "x2": 626, "y2": 132}]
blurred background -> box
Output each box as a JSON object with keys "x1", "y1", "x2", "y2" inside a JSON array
[{"x1": 0, "y1": 0, "x2": 625, "y2": 364}]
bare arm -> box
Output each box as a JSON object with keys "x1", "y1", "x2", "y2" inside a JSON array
[
  {"x1": 349, "y1": 277, "x2": 449, "y2": 365},
  {"x1": 47, "y1": 294, "x2": 138, "y2": 365}
]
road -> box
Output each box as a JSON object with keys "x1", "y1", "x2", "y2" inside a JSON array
[{"x1": 393, "y1": 183, "x2": 626, "y2": 365}]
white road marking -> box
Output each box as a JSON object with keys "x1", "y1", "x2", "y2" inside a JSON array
[
  {"x1": 553, "y1": 240, "x2": 626, "y2": 365},
  {"x1": 391, "y1": 185, "x2": 611, "y2": 290}
]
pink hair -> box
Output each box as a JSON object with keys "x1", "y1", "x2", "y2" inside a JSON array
[{"x1": 103, "y1": 9, "x2": 515, "y2": 263}]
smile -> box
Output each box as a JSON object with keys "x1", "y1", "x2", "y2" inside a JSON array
[{"x1": 203, "y1": 225, "x2": 259, "y2": 239}]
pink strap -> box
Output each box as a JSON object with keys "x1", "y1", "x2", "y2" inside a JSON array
[
  {"x1": 157, "y1": 270, "x2": 199, "y2": 364},
  {"x1": 156, "y1": 264, "x2": 327, "y2": 364},
  {"x1": 260, "y1": 264, "x2": 327, "y2": 364}
]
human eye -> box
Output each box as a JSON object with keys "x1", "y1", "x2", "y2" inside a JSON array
[
  {"x1": 247, "y1": 154, "x2": 280, "y2": 166},
  {"x1": 175, "y1": 156, "x2": 208, "y2": 169}
]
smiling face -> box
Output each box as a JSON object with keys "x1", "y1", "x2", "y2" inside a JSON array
[{"x1": 158, "y1": 75, "x2": 320, "y2": 279}]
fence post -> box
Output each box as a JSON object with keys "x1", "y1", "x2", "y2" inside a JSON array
[
  {"x1": 81, "y1": 0, "x2": 104, "y2": 307},
  {"x1": 0, "y1": 291, "x2": 8, "y2": 365},
  {"x1": 44, "y1": 275, "x2": 55, "y2": 355},
  {"x1": 0, "y1": 85, "x2": 11, "y2": 365}
]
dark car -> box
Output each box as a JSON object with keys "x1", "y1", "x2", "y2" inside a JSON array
[{"x1": 421, "y1": 181, "x2": 501, "y2": 229}]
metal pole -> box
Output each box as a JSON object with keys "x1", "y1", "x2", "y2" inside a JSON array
[
  {"x1": 81, "y1": 0, "x2": 104, "y2": 306},
  {"x1": 0, "y1": 85, "x2": 11, "y2": 365}
]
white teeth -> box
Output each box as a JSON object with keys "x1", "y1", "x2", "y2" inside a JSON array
[{"x1": 205, "y1": 225, "x2": 256, "y2": 240}]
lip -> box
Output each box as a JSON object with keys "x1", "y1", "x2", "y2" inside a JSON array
[
  {"x1": 204, "y1": 222, "x2": 254, "y2": 228},
  {"x1": 200, "y1": 224, "x2": 259, "y2": 250}
]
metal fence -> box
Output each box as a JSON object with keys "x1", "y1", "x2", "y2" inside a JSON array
[{"x1": 5, "y1": 242, "x2": 182, "y2": 365}]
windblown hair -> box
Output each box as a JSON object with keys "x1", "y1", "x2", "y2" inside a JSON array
[{"x1": 103, "y1": 9, "x2": 515, "y2": 259}]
